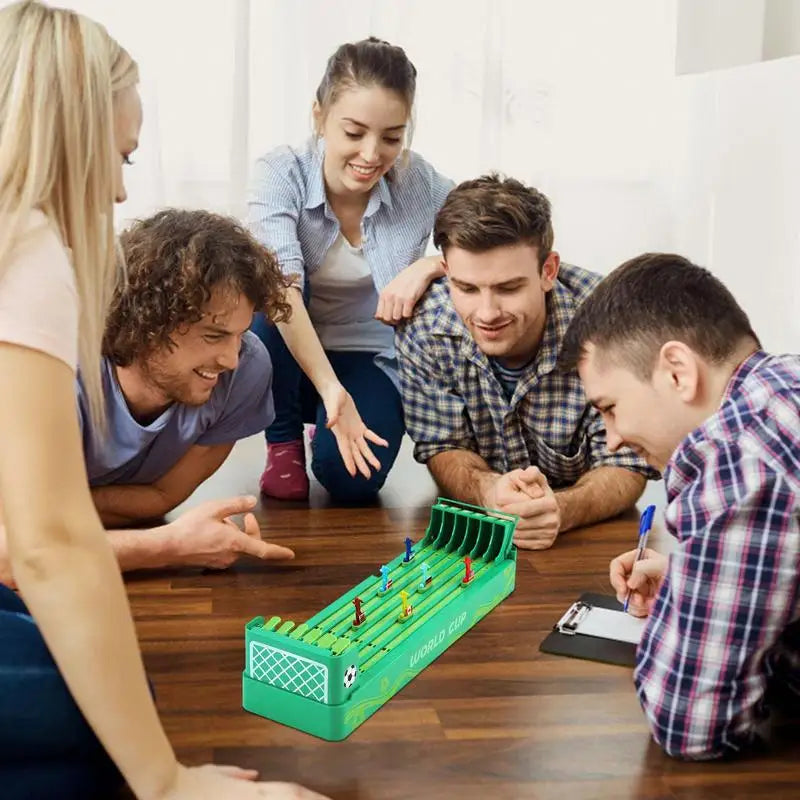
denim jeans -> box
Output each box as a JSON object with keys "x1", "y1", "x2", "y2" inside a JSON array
[
  {"x1": 251, "y1": 312, "x2": 405, "y2": 503},
  {"x1": 0, "y1": 584, "x2": 122, "y2": 799}
]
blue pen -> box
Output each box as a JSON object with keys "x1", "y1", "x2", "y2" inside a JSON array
[{"x1": 622, "y1": 504, "x2": 656, "y2": 613}]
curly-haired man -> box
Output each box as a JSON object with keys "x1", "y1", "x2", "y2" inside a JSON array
[{"x1": 81, "y1": 208, "x2": 294, "y2": 572}]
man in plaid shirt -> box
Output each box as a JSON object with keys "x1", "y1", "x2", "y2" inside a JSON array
[
  {"x1": 395, "y1": 176, "x2": 653, "y2": 550},
  {"x1": 561, "y1": 252, "x2": 800, "y2": 759}
]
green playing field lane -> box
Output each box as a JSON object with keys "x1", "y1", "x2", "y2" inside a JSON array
[
  {"x1": 295, "y1": 541, "x2": 494, "y2": 658},
  {"x1": 308, "y1": 541, "x2": 442, "y2": 636},
  {"x1": 359, "y1": 558, "x2": 493, "y2": 671},
  {"x1": 327, "y1": 550, "x2": 452, "y2": 638},
  {"x1": 296, "y1": 549, "x2": 486, "y2": 669},
  {"x1": 292, "y1": 542, "x2": 442, "y2": 648},
  {"x1": 329, "y1": 548, "x2": 464, "y2": 642}
]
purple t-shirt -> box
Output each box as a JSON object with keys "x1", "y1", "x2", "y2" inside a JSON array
[{"x1": 78, "y1": 331, "x2": 273, "y2": 486}]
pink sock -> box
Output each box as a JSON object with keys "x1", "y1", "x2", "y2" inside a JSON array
[{"x1": 260, "y1": 439, "x2": 309, "y2": 500}]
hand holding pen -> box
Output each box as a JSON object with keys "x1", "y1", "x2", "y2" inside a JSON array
[
  {"x1": 609, "y1": 505, "x2": 668, "y2": 618},
  {"x1": 623, "y1": 505, "x2": 656, "y2": 612}
]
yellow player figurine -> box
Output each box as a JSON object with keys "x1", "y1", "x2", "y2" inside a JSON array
[{"x1": 398, "y1": 590, "x2": 413, "y2": 623}]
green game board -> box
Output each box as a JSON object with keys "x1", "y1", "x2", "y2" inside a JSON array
[{"x1": 242, "y1": 498, "x2": 518, "y2": 740}]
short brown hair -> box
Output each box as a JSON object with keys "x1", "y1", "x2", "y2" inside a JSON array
[
  {"x1": 104, "y1": 209, "x2": 291, "y2": 366},
  {"x1": 433, "y1": 174, "x2": 554, "y2": 269},
  {"x1": 559, "y1": 253, "x2": 760, "y2": 378}
]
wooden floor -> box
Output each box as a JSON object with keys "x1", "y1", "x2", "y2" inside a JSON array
[{"x1": 127, "y1": 435, "x2": 800, "y2": 800}]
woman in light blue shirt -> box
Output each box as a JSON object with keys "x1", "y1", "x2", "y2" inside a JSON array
[{"x1": 249, "y1": 37, "x2": 453, "y2": 502}]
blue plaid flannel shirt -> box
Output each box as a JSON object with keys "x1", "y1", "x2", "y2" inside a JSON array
[
  {"x1": 247, "y1": 141, "x2": 453, "y2": 293},
  {"x1": 636, "y1": 351, "x2": 800, "y2": 760},
  {"x1": 395, "y1": 263, "x2": 653, "y2": 487},
  {"x1": 247, "y1": 141, "x2": 453, "y2": 387}
]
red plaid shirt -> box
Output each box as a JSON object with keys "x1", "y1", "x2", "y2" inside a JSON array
[{"x1": 635, "y1": 351, "x2": 800, "y2": 759}]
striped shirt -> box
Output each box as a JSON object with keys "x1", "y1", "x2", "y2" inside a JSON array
[
  {"x1": 247, "y1": 140, "x2": 453, "y2": 294},
  {"x1": 490, "y1": 357, "x2": 531, "y2": 401},
  {"x1": 247, "y1": 142, "x2": 452, "y2": 384},
  {"x1": 394, "y1": 264, "x2": 654, "y2": 487},
  {"x1": 635, "y1": 351, "x2": 800, "y2": 760}
]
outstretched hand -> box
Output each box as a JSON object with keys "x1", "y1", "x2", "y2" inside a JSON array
[
  {"x1": 318, "y1": 381, "x2": 388, "y2": 478},
  {"x1": 167, "y1": 496, "x2": 294, "y2": 569}
]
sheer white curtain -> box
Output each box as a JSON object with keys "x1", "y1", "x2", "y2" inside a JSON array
[
  {"x1": 64, "y1": 0, "x2": 678, "y2": 271},
  {"x1": 19, "y1": 0, "x2": 798, "y2": 349},
  {"x1": 249, "y1": 0, "x2": 678, "y2": 271},
  {"x1": 64, "y1": 0, "x2": 250, "y2": 223}
]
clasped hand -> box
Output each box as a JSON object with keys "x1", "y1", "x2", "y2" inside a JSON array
[{"x1": 486, "y1": 466, "x2": 562, "y2": 550}]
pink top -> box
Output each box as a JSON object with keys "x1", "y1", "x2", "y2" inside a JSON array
[{"x1": 0, "y1": 210, "x2": 78, "y2": 371}]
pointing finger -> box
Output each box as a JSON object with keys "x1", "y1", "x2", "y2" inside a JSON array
[{"x1": 235, "y1": 531, "x2": 294, "y2": 560}]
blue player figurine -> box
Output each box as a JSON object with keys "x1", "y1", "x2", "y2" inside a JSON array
[
  {"x1": 379, "y1": 564, "x2": 392, "y2": 593},
  {"x1": 403, "y1": 537, "x2": 414, "y2": 563},
  {"x1": 418, "y1": 561, "x2": 432, "y2": 591}
]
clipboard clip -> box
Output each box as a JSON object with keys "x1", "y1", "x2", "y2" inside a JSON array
[{"x1": 555, "y1": 601, "x2": 592, "y2": 636}]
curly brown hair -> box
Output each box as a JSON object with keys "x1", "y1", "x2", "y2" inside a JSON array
[{"x1": 104, "y1": 209, "x2": 292, "y2": 366}]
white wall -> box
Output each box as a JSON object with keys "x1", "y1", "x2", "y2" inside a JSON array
[
  {"x1": 675, "y1": 0, "x2": 800, "y2": 71},
  {"x1": 249, "y1": 0, "x2": 678, "y2": 273},
  {"x1": 49, "y1": 0, "x2": 249, "y2": 221},
  {"x1": 676, "y1": 0, "x2": 766, "y2": 74},
  {"x1": 4, "y1": 0, "x2": 798, "y2": 351},
  {"x1": 764, "y1": 0, "x2": 800, "y2": 59},
  {"x1": 669, "y1": 55, "x2": 800, "y2": 352}
]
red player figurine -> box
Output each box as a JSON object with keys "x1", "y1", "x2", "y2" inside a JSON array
[
  {"x1": 462, "y1": 556, "x2": 474, "y2": 584},
  {"x1": 352, "y1": 596, "x2": 366, "y2": 626}
]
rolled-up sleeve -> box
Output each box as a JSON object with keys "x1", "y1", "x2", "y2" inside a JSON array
[
  {"x1": 395, "y1": 322, "x2": 476, "y2": 464},
  {"x1": 247, "y1": 153, "x2": 306, "y2": 288}
]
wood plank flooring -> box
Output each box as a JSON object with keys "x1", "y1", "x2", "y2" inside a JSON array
[{"x1": 126, "y1": 436, "x2": 800, "y2": 799}]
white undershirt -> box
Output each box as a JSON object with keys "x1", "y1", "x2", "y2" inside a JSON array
[{"x1": 308, "y1": 233, "x2": 395, "y2": 352}]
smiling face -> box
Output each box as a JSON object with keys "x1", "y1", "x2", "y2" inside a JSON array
[
  {"x1": 445, "y1": 243, "x2": 560, "y2": 367},
  {"x1": 139, "y1": 288, "x2": 254, "y2": 407},
  {"x1": 577, "y1": 341, "x2": 705, "y2": 471},
  {"x1": 316, "y1": 84, "x2": 409, "y2": 198}
]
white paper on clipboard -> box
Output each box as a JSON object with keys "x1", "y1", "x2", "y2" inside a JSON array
[{"x1": 556, "y1": 602, "x2": 647, "y2": 645}]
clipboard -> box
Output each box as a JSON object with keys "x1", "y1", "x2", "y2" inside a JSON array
[{"x1": 539, "y1": 592, "x2": 644, "y2": 667}]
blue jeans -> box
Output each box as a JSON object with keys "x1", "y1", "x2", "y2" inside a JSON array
[
  {"x1": 0, "y1": 584, "x2": 122, "y2": 799},
  {"x1": 251, "y1": 313, "x2": 405, "y2": 503}
]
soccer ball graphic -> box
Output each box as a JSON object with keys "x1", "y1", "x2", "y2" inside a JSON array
[{"x1": 343, "y1": 664, "x2": 358, "y2": 688}]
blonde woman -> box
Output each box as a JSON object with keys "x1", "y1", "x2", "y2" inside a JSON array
[{"x1": 0, "y1": 3, "x2": 327, "y2": 800}]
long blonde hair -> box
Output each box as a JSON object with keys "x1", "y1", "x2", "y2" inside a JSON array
[{"x1": 0, "y1": 0, "x2": 138, "y2": 428}]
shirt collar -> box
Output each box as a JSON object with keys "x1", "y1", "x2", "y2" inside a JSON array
[
  {"x1": 534, "y1": 280, "x2": 576, "y2": 379},
  {"x1": 304, "y1": 139, "x2": 393, "y2": 213},
  {"x1": 721, "y1": 349, "x2": 770, "y2": 405},
  {"x1": 663, "y1": 349, "x2": 771, "y2": 493},
  {"x1": 304, "y1": 143, "x2": 327, "y2": 210}
]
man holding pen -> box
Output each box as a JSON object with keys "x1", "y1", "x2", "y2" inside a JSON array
[{"x1": 559, "y1": 252, "x2": 800, "y2": 761}]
